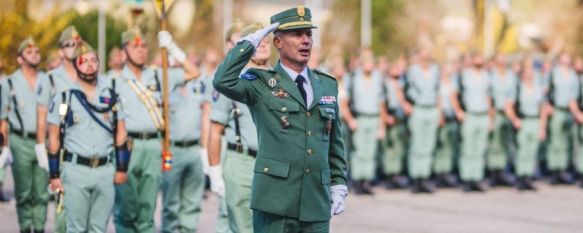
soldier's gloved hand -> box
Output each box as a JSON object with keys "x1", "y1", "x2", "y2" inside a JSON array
[
  {"x1": 239, "y1": 23, "x2": 280, "y2": 49},
  {"x1": 158, "y1": 30, "x2": 186, "y2": 63},
  {"x1": 34, "y1": 144, "x2": 49, "y2": 172},
  {"x1": 199, "y1": 148, "x2": 210, "y2": 175},
  {"x1": 0, "y1": 146, "x2": 12, "y2": 168},
  {"x1": 208, "y1": 165, "x2": 225, "y2": 197},
  {"x1": 330, "y1": 184, "x2": 348, "y2": 216}
]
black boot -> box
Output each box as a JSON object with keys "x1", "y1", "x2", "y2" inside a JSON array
[
  {"x1": 497, "y1": 170, "x2": 515, "y2": 186},
  {"x1": 549, "y1": 171, "x2": 560, "y2": 185},
  {"x1": 411, "y1": 179, "x2": 422, "y2": 193},
  {"x1": 420, "y1": 179, "x2": 436, "y2": 193},
  {"x1": 516, "y1": 177, "x2": 536, "y2": 191},
  {"x1": 437, "y1": 173, "x2": 458, "y2": 188},
  {"x1": 489, "y1": 170, "x2": 499, "y2": 187},
  {"x1": 385, "y1": 175, "x2": 396, "y2": 190},
  {"x1": 473, "y1": 181, "x2": 488, "y2": 192},
  {"x1": 352, "y1": 180, "x2": 364, "y2": 195},
  {"x1": 361, "y1": 180, "x2": 374, "y2": 195},
  {"x1": 0, "y1": 183, "x2": 9, "y2": 203},
  {"x1": 558, "y1": 171, "x2": 574, "y2": 184},
  {"x1": 462, "y1": 181, "x2": 473, "y2": 192}
]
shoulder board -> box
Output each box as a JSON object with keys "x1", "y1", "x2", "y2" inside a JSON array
[{"x1": 313, "y1": 69, "x2": 336, "y2": 81}]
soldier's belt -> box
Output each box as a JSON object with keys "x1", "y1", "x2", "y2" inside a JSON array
[
  {"x1": 521, "y1": 115, "x2": 539, "y2": 119},
  {"x1": 353, "y1": 112, "x2": 380, "y2": 118},
  {"x1": 467, "y1": 111, "x2": 488, "y2": 116},
  {"x1": 171, "y1": 139, "x2": 199, "y2": 148},
  {"x1": 554, "y1": 106, "x2": 569, "y2": 112},
  {"x1": 128, "y1": 131, "x2": 160, "y2": 140},
  {"x1": 64, "y1": 152, "x2": 110, "y2": 168},
  {"x1": 227, "y1": 143, "x2": 257, "y2": 157},
  {"x1": 415, "y1": 104, "x2": 436, "y2": 108},
  {"x1": 11, "y1": 129, "x2": 36, "y2": 140}
]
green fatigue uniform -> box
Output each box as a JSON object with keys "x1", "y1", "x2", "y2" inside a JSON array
[
  {"x1": 405, "y1": 64, "x2": 439, "y2": 179},
  {"x1": 381, "y1": 78, "x2": 408, "y2": 177},
  {"x1": 47, "y1": 76, "x2": 123, "y2": 232},
  {"x1": 210, "y1": 68, "x2": 259, "y2": 233},
  {"x1": 434, "y1": 75, "x2": 459, "y2": 175},
  {"x1": 37, "y1": 64, "x2": 76, "y2": 233},
  {"x1": 488, "y1": 69, "x2": 517, "y2": 171},
  {"x1": 161, "y1": 71, "x2": 208, "y2": 233},
  {"x1": 510, "y1": 77, "x2": 544, "y2": 177},
  {"x1": 457, "y1": 68, "x2": 492, "y2": 182},
  {"x1": 547, "y1": 67, "x2": 578, "y2": 172},
  {"x1": 112, "y1": 65, "x2": 185, "y2": 233},
  {"x1": 1, "y1": 69, "x2": 49, "y2": 232},
  {"x1": 344, "y1": 69, "x2": 384, "y2": 181},
  {"x1": 213, "y1": 41, "x2": 347, "y2": 232}
]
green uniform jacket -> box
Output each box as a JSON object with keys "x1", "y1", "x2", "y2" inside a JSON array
[{"x1": 213, "y1": 41, "x2": 347, "y2": 222}]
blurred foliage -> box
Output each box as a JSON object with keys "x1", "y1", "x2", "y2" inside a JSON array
[
  {"x1": 323, "y1": 0, "x2": 407, "y2": 60},
  {"x1": 0, "y1": 0, "x2": 128, "y2": 73}
]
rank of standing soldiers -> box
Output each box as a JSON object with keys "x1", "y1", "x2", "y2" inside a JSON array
[{"x1": 0, "y1": 13, "x2": 583, "y2": 233}]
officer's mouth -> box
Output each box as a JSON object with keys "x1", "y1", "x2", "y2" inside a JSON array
[{"x1": 298, "y1": 48, "x2": 310, "y2": 58}]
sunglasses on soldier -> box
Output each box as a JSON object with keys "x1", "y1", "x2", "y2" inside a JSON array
[{"x1": 61, "y1": 41, "x2": 78, "y2": 49}]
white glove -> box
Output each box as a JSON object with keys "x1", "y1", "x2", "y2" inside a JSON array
[
  {"x1": 208, "y1": 165, "x2": 225, "y2": 197},
  {"x1": 239, "y1": 23, "x2": 280, "y2": 49},
  {"x1": 199, "y1": 148, "x2": 210, "y2": 175},
  {"x1": 0, "y1": 146, "x2": 11, "y2": 168},
  {"x1": 35, "y1": 144, "x2": 49, "y2": 172},
  {"x1": 330, "y1": 184, "x2": 348, "y2": 216},
  {"x1": 158, "y1": 31, "x2": 186, "y2": 63}
]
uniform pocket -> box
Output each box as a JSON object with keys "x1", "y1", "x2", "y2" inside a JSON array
[
  {"x1": 318, "y1": 107, "x2": 336, "y2": 141},
  {"x1": 267, "y1": 100, "x2": 300, "y2": 134},
  {"x1": 254, "y1": 157, "x2": 290, "y2": 178}
]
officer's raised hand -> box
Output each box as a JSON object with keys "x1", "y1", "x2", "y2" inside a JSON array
[{"x1": 239, "y1": 23, "x2": 280, "y2": 49}]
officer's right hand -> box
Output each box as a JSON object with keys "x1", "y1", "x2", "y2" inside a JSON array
[
  {"x1": 240, "y1": 23, "x2": 280, "y2": 49},
  {"x1": 50, "y1": 178, "x2": 64, "y2": 192},
  {"x1": 208, "y1": 166, "x2": 225, "y2": 197},
  {"x1": 512, "y1": 119, "x2": 522, "y2": 129},
  {"x1": 347, "y1": 119, "x2": 358, "y2": 132},
  {"x1": 114, "y1": 172, "x2": 128, "y2": 185}
]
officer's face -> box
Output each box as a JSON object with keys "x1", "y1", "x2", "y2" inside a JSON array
[
  {"x1": 60, "y1": 39, "x2": 80, "y2": 60},
  {"x1": 252, "y1": 37, "x2": 271, "y2": 62},
  {"x1": 124, "y1": 39, "x2": 148, "y2": 66},
  {"x1": 18, "y1": 47, "x2": 41, "y2": 67},
  {"x1": 274, "y1": 29, "x2": 313, "y2": 67},
  {"x1": 75, "y1": 52, "x2": 99, "y2": 76}
]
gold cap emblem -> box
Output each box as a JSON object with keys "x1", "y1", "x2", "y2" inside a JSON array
[{"x1": 297, "y1": 6, "x2": 305, "y2": 17}]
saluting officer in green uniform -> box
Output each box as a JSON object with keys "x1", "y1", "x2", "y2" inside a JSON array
[
  {"x1": 433, "y1": 63, "x2": 459, "y2": 187},
  {"x1": 46, "y1": 41, "x2": 131, "y2": 233},
  {"x1": 451, "y1": 54, "x2": 493, "y2": 192},
  {"x1": 405, "y1": 49, "x2": 441, "y2": 193},
  {"x1": 505, "y1": 58, "x2": 547, "y2": 191},
  {"x1": 213, "y1": 6, "x2": 348, "y2": 233},
  {"x1": 112, "y1": 28, "x2": 200, "y2": 233},
  {"x1": 160, "y1": 57, "x2": 208, "y2": 232},
  {"x1": 208, "y1": 23, "x2": 271, "y2": 233},
  {"x1": 1, "y1": 37, "x2": 49, "y2": 233},
  {"x1": 342, "y1": 52, "x2": 385, "y2": 195},
  {"x1": 487, "y1": 53, "x2": 517, "y2": 186},
  {"x1": 35, "y1": 26, "x2": 83, "y2": 233},
  {"x1": 381, "y1": 58, "x2": 409, "y2": 189},
  {"x1": 547, "y1": 52, "x2": 579, "y2": 185}
]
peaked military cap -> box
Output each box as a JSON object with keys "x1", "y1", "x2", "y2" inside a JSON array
[
  {"x1": 59, "y1": 26, "x2": 82, "y2": 44},
  {"x1": 270, "y1": 6, "x2": 317, "y2": 31},
  {"x1": 121, "y1": 28, "x2": 145, "y2": 45},
  {"x1": 18, "y1": 36, "x2": 37, "y2": 54}
]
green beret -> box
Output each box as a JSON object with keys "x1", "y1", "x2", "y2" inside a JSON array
[
  {"x1": 72, "y1": 41, "x2": 95, "y2": 59},
  {"x1": 18, "y1": 36, "x2": 37, "y2": 54},
  {"x1": 121, "y1": 28, "x2": 145, "y2": 45},
  {"x1": 270, "y1": 6, "x2": 317, "y2": 31},
  {"x1": 59, "y1": 26, "x2": 82, "y2": 44}
]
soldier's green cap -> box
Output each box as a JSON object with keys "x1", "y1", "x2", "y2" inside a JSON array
[
  {"x1": 72, "y1": 41, "x2": 95, "y2": 59},
  {"x1": 121, "y1": 28, "x2": 145, "y2": 45},
  {"x1": 59, "y1": 26, "x2": 82, "y2": 44},
  {"x1": 225, "y1": 19, "x2": 244, "y2": 42},
  {"x1": 17, "y1": 36, "x2": 37, "y2": 54},
  {"x1": 270, "y1": 6, "x2": 317, "y2": 31}
]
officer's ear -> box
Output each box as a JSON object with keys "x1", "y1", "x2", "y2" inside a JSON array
[{"x1": 273, "y1": 31, "x2": 282, "y2": 50}]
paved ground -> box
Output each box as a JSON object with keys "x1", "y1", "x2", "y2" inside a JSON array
[{"x1": 1, "y1": 166, "x2": 583, "y2": 233}]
